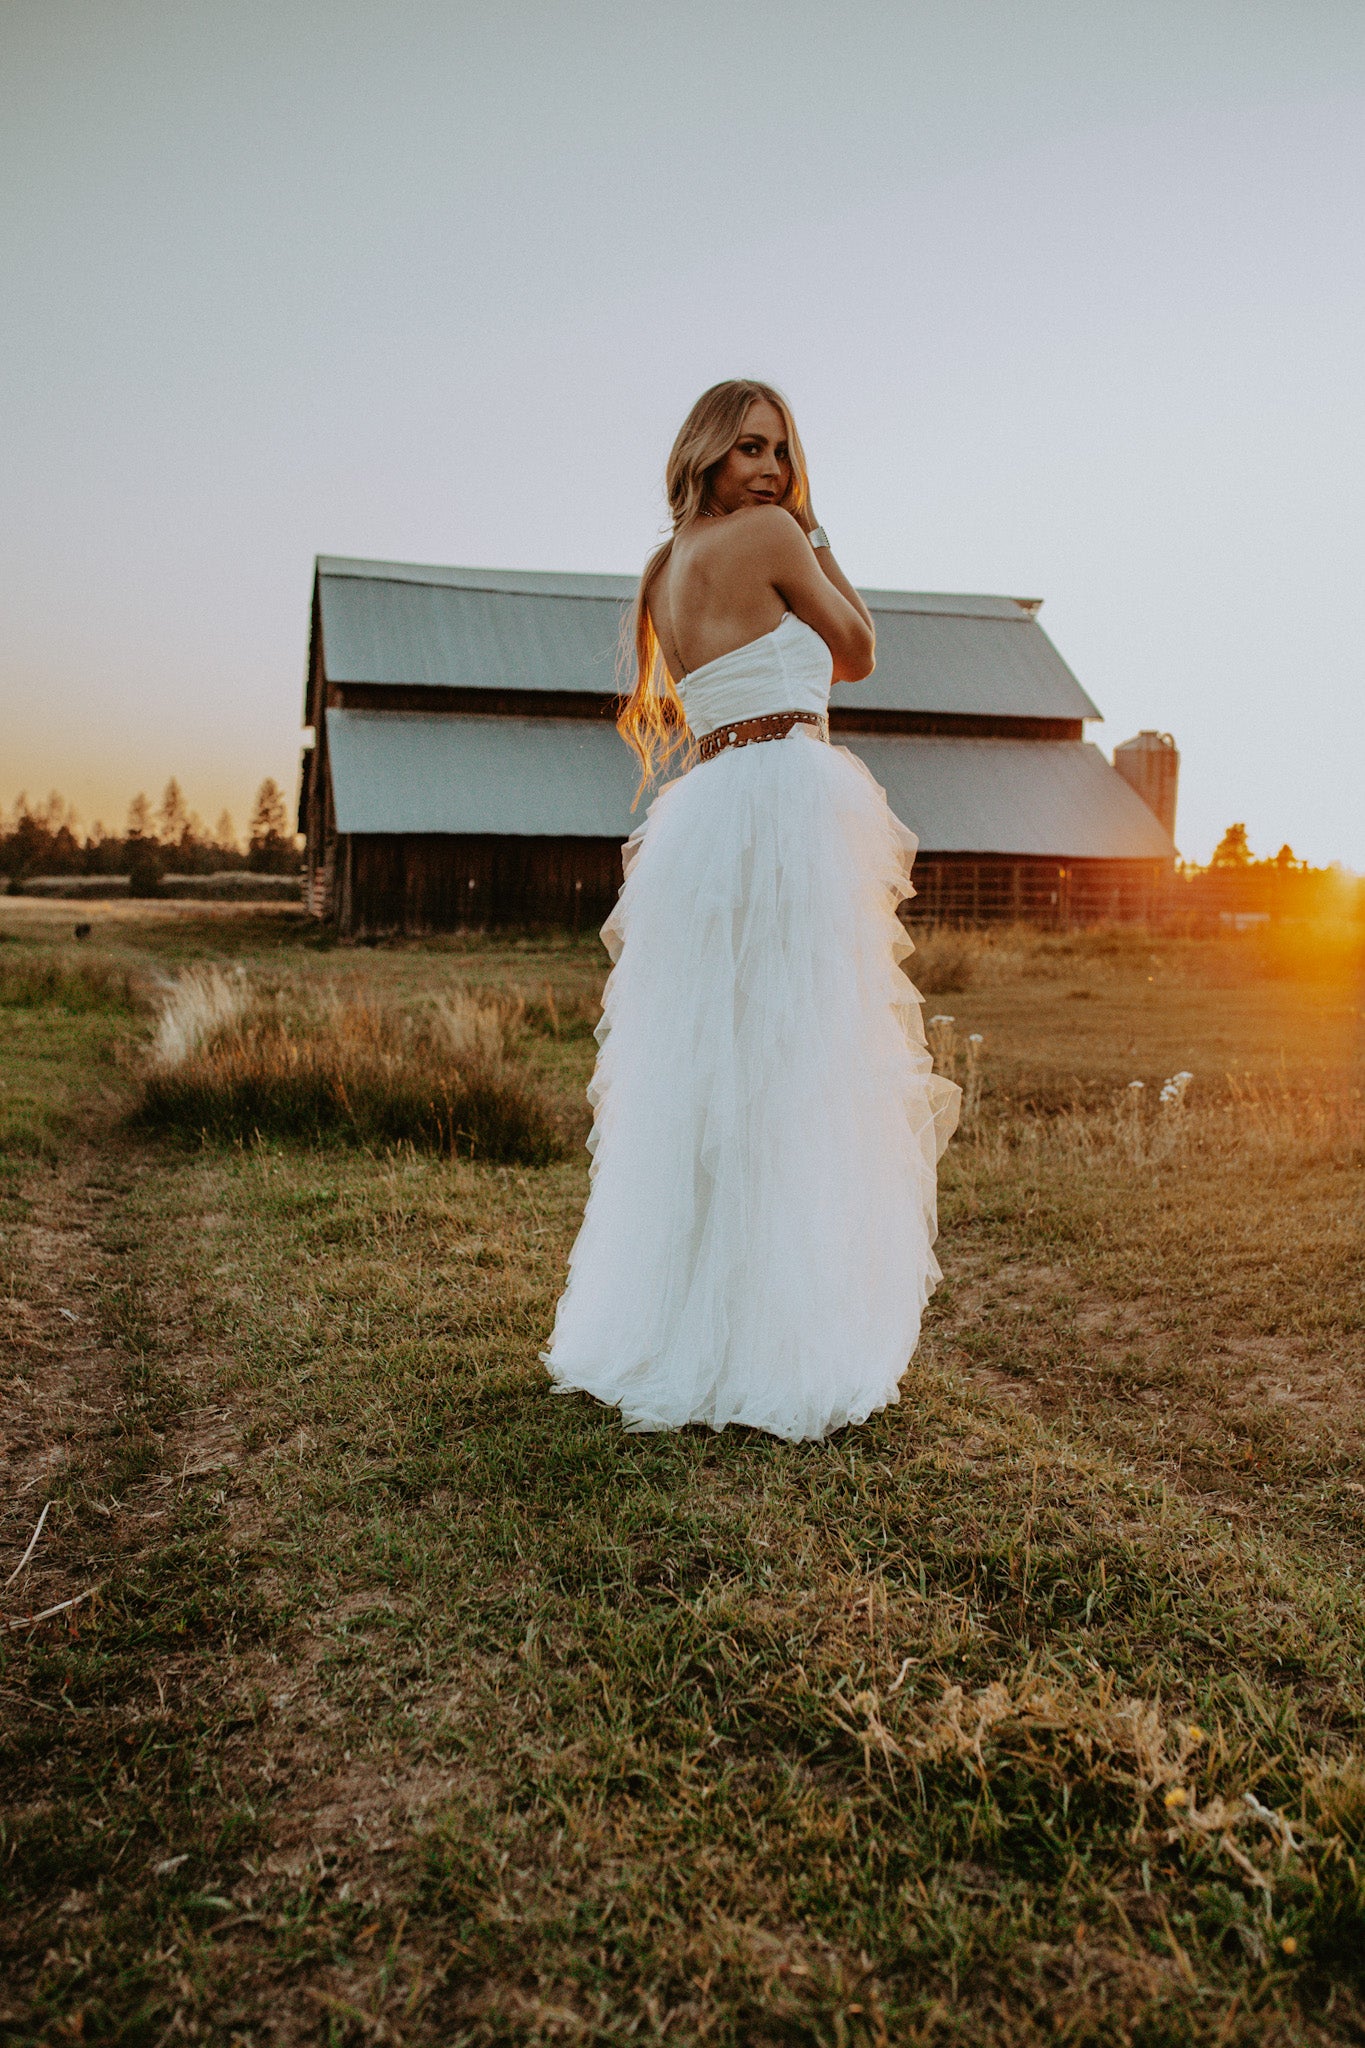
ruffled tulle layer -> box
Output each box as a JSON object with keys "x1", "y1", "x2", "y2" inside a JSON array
[{"x1": 542, "y1": 727, "x2": 960, "y2": 1441}]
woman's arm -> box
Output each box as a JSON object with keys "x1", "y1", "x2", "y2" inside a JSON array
[
  {"x1": 810, "y1": 538, "x2": 874, "y2": 638},
  {"x1": 743, "y1": 508, "x2": 875, "y2": 682}
]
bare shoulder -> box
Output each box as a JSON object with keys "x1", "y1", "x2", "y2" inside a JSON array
[{"x1": 707, "y1": 504, "x2": 809, "y2": 562}]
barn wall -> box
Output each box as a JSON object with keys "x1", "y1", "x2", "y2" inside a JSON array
[
  {"x1": 302, "y1": 600, "x2": 338, "y2": 917},
  {"x1": 337, "y1": 833, "x2": 625, "y2": 936},
  {"x1": 334, "y1": 834, "x2": 1171, "y2": 936}
]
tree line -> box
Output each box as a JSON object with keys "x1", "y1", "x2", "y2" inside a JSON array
[
  {"x1": 0, "y1": 779, "x2": 300, "y2": 887},
  {"x1": 1207, "y1": 823, "x2": 1306, "y2": 871},
  {"x1": 1177, "y1": 823, "x2": 1360, "y2": 924}
]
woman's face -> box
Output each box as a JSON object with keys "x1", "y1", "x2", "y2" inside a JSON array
[{"x1": 707, "y1": 398, "x2": 793, "y2": 516}]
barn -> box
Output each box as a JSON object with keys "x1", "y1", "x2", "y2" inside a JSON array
[{"x1": 299, "y1": 556, "x2": 1177, "y2": 936}]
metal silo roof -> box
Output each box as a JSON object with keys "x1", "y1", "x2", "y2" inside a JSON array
[
  {"x1": 314, "y1": 558, "x2": 1100, "y2": 720},
  {"x1": 326, "y1": 709, "x2": 1172, "y2": 858}
]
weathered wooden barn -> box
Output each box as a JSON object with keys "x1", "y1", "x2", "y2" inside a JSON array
[{"x1": 300, "y1": 556, "x2": 1177, "y2": 935}]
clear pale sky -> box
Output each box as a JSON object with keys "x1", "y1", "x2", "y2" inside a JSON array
[{"x1": 3, "y1": 0, "x2": 1362, "y2": 864}]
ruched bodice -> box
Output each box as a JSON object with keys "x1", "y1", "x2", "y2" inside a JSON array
[{"x1": 677, "y1": 612, "x2": 833, "y2": 739}]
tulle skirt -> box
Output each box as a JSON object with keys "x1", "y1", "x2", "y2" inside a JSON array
[{"x1": 542, "y1": 727, "x2": 960, "y2": 1442}]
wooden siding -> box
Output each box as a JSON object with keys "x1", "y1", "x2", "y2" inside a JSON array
[
  {"x1": 336, "y1": 833, "x2": 626, "y2": 937},
  {"x1": 330, "y1": 682, "x2": 619, "y2": 719},
  {"x1": 329, "y1": 831, "x2": 1171, "y2": 937},
  {"x1": 827, "y1": 709, "x2": 1084, "y2": 741}
]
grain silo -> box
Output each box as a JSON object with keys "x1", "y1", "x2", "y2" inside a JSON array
[{"x1": 1113, "y1": 730, "x2": 1180, "y2": 840}]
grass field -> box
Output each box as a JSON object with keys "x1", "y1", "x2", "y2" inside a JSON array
[{"x1": 1, "y1": 900, "x2": 1362, "y2": 2046}]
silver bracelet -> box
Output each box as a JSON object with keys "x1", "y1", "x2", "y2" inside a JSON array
[{"x1": 808, "y1": 525, "x2": 831, "y2": 550}]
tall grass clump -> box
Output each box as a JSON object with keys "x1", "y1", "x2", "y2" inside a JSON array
[
  {"x1": 0, "y1": 950, "x2": 141, "y2": 1013},
  {"x1": 907, "y1": 923, "x2": 1095, "y2": 992},
  {"x1": 149, "y1": 963, "x2": 250, "y2": 1062},
  {"x1": 137, "y1": 973, "x2": 563, "y2": 1164},
  {"x1": 926, "y1": 1011, "x2": 987, "y2": 1124},
  {"x1": 525, "y1": 980, "x2": 603, "y2": 1040},
  {"x1": 949, "y1": 1066, "x2": 1363, "y2": 1193}
]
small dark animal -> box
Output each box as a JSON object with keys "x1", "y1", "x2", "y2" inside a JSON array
[{"x1": 74, "y1": 923, "x2": 92, "y2": 941}]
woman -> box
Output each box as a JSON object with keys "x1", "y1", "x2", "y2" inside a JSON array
[{"x1": 544, "y1": 379, "x2": 959, "y2": 1441}]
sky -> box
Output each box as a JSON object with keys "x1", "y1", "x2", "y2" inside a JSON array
[{"x1": 2, "y1": 0, "x2": 1362, "y2": 865}]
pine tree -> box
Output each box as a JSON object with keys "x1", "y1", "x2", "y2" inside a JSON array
[
  {"x1": 247, "y1": 778, "x2": 294, "y2": 873},
  {"x1": 1210, "y1": 823, "x2": 1252, "y2": 869},
  {"x1": 125, "y1": 792, "x2": 162, "y2": 895},
  {"x1": 3, "y1": 794, "x2": 50, "y2": 881},
  {"x1": 158, "y1": 778, "x2": 189, "y2": 846}
]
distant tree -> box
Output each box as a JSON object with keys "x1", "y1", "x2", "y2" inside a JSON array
[
  {"x1": 206, "y1": 809, "x2": 247, "y2": 873},
  {"x1": 82, "y1": 819, "x2": 120, "y2": 876},
  {"x1": 1, "y1": 795, "x2": 45, "y2": 880},
  {"x1": 171, "y1": 809, "x2": 218, "y2": 875},
  {"x1": 46, "y1": 805, "x2": 83, "y2": 874},
  {"x1": 158, "y1": 779, "x2": 190, "y2": 846},
  {"x1": 125, "y1": 791, "x2": 162, "y2": 895},
  {"x1": 0, "y1": 792, "x2": 77, "y2": 878},
  {"x1": 1274, "y1": 844, "x2": 1298, "y2": 870},
  {"x1": 1210, "y1": 823, "x2": 1252, "y2": 869},
  {"x1": 247, "y1": 777, "x2": 296, "y2": 873}
]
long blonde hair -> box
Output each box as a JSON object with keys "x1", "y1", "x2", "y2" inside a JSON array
[{"x1": 618, "y1": 379, "x2": 812, "y2": 793}]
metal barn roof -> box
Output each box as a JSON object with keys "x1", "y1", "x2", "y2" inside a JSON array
[
  {"x1": 326, "y1": 710, "x2": 1173, "y2": 860},
  {"x1": 327, "y1": 711, "x2": 641, "y2": 838},
  {"x1": 850, "y1": 736, "x2": 1175, "y2": 858},
  {"x1": 315, "y1": 557, "x2": 1099, "y2": 721}
]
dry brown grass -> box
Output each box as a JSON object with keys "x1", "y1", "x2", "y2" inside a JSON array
[{"x1": 136, "y1": 969, "x2": 563, "y2": 1165}]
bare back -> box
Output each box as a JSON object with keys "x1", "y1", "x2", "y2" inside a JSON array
[
  {"x1": 648, "y1": 515, "x2": 785, "y2": 680},
  {"x1": 648, "y1": 507, "x2": 876, "y2": 688}
]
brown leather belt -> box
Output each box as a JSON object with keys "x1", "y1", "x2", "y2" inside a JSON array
[{"x1": 696, "y1": 710, "x2": 828, "y2": 763}]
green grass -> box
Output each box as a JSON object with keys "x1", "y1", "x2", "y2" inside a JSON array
[
  {"x1": 0, "y1": 949, "x2": 142, "y2": 1014},
  {"x1": 0, "y1": 947, "x2": 146, "y2": 1169},
  {"x1": 0, "y1": 908, "x2": 1362, "y2": 2043}
]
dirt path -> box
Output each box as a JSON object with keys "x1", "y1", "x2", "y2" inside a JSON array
[
  {"x1": 0, "y1": 1138, "x2": 456, "y2": 2039},
  {"x1": 1, "y1": 1144, "x2": 140, "y2": 1636}
]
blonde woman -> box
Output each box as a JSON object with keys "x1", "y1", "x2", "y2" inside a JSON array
[{"x1": 544, "y1": 380, "x2": 959, "y2": 1440}]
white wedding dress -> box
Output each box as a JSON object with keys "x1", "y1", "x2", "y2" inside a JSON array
[{"x1": 543, "y1": 611, "x2": 960, "y2": 1441}]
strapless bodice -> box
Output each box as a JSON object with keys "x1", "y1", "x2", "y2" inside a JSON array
[{"x1": 676, "y1": 612, "x2": 833, "y2": 739}]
